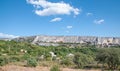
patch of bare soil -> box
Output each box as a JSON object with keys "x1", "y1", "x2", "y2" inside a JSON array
[{"x1": 1, "y1": 65, "x2": 100, "y2": 71}]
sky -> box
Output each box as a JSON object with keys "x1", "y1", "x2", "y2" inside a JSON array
[{"x1": 0, "y1": 0, "x2": 120, "y2": 38}]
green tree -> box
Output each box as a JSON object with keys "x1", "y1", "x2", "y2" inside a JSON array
[
  {"x1": 73, "y1": 52, "x2": 93, "y2": 68},
  {"x1": 96, "y1": 48, "x2": 120, "y2": 70}
]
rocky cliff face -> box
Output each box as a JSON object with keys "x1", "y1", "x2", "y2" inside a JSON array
[{"x1": 12, "y1": 35, "x2": 120, "y2": 47}]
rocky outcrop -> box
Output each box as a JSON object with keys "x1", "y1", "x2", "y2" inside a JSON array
[
  {"x1": 12, "y1": 35, "x2": 120, "y2": 47},
  {"x1": 13, "y1": 36, "x2": 36, "y2": 43}
]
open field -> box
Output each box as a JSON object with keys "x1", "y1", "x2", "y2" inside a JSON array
[{"x1": 1, "y1": 65, "x2": 101, "y2": 71}]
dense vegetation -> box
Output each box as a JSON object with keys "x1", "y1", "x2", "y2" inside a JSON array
[{"x1": 0, "y1": 40, "x2": 120, "y2": 70}]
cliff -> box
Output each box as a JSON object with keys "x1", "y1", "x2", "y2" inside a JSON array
[{"x1": 13, "y1": 35, "x2": 120, "y2": 47}]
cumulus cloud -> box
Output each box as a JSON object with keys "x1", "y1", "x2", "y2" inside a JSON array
[
  {"x1": 50, "y1": 17, "x2": 62, "y2": 22},
  {"x1": 94, "y1": 19, "x2": 104, "y2": 24},
  {"x1": 0, "y1": 33, "x2": 19, "y2": 38},
  {"x1": 66, "y1": 26, "x2": 73, "y2": 29},
  {"x1": 27, "y1": 0, "x2": 80, "y2": 16},
  {"x1": 86, "y1": 13, "x2": 93, "y2": 16}
]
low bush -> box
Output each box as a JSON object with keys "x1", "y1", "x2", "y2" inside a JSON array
[
  {"x1": 73, "y1": 52, "x2": 92, "y2": 68},
  {"x1": 9, "y1": 56, "x2": 20, "y2": 62},
  {"x1": 50, "y1": 65, "x2": 61, "y2": 71},
  {"x1": 0, "y1": 56, "x2": 8, "y2": 66},
  {"x1": 60, "y1": 58, "x2": 73, "y2": 66},
  {"x1": 26, "y1": 58, "x2": 37, "y2": 67}
]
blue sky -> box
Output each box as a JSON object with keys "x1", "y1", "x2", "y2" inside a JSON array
[{"x1": 0, "y1": 0, "x2": 120, "y2": 38}]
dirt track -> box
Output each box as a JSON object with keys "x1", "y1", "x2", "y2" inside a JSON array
[{"x1": 0, "y1": 65, "x2": 101, "y2": 71}]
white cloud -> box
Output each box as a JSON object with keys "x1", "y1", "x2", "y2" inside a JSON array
[
  {"x1": 86, "y1": 13, "x2": 93, "y2": 16},
  {"x1": 27, "y1": 0, "x2": 80, "y2": 16},
  {"x1": 0, "y1": 33, "x2": 19, "y2": 38},
  {"x1": 66, "y1": 31, "x2": 70, "y2": 33},
  {"x1": 94, "y1": 19, "x2": 104, "y2": 24},
  {"x1": 50, "y1": 17, "x2": 62, "y2": 22},
  {"x1": 66, "y1": 26, "x2": 73, "y2": 29}
]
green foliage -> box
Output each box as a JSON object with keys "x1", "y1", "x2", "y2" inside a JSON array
[
  {"x1": 9, "y1": 56, "x2": 20, "y2": 62},
  {"x1": 60, "y1": 57, "x2": 73, "y2": 66},
  {"x1": 0, "y1": 56, "x2": 8, "y2": 66},
  {"x1": 44, "y1": 52, "x2": 51, "y2": 61},
  {"x1": 50, "y1": 65, "x2": 61, "y2": 71},
  {"x1": 22, "y1": 54, "x2": 30, "y2": 60},
  {"x1": 73, "y1": 52, "x2": 94, "y2": 68},
  {"x1": 26, "y1": 58, "x2": 37, "y2": 67},
  {"x1": 0, "y1": 40, "x2": 120, "y2": 70},
  {"x1": 96, "y1": 48, "x2": 120, "y2": 70}
]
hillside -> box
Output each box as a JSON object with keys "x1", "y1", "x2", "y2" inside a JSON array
[{"x1": 12, "y1": 35, "x2": 120, "y2": 47}]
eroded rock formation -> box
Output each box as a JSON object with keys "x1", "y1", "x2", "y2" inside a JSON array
[{"x1": 12, "y1": 35, "x2": 120, "y2": 47}]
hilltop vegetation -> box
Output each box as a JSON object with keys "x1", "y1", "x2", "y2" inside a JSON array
[{"x1": 0, "y1": 40, "x2": 120, "y2": 70}]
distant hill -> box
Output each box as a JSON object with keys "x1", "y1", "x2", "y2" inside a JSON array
[
  {"x1": 9, "y1": 35, "x2": 120, "y2": 47},
  {"x1": 0, "y1": 38, "x2": 12, "y2": 41}
]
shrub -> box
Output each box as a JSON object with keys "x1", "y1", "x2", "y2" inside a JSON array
[
  {"x1": 73, "y1": 53, "x2": 92, "y2": 68},
  {"x1": 26, "y1": 58, "x2": 37, "y2": 67},
  {"x1": 44, "y1": 53, "x2": 51, "y2": 61},
  {"x1": 96, "y1": 48, "x2": 120, "y2": 70},
  {"x1": 0, "y1": 56, "x2": 8, "y2": 66},
  {"x1": 50, "y1": 65, "x2": 61, "y2": 71},
  {"x1": 22, "y1": 54, "x2": 30, "y2": 60},
  {"x1": 9, "y1": 56, "x2": 20, "y2": 62},
  {"x1": 60, "y1": 58, "x2": 73, "y2": 66}
]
